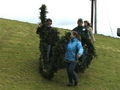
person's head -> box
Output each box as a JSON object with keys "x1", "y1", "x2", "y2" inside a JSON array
[
  {"x1": 84, "y1": 20, "x2": 91, "y2": 27},
  {"x1": 38, "y1": 23, "x2": 42, "y2": 27},
  {"x1": 45, "y1": 18, "x2": 52, "y2": 27},
  {"x1": 77, "y1": 18, "x2": 83, "y2": 26},
  {"x1": 70, "y1": 31, "x2": 81, "y2": 41}
]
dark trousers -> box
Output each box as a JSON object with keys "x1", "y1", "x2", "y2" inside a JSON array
[{"x1": 66, "y1": 61, "x2": 78, "y2": 84}]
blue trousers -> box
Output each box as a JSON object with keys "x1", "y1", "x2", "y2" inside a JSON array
[{"x1": 66, "y1": 61, "x2": 78, "y2": 84}]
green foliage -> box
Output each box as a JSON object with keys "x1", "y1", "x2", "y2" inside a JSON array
[
  {"x1": 37, "y1": 4, "x2": 96, "y2": 79},
  {"x1": 39, "y1": 4, "x2": 48, "y2": 24},
  {"x1": 38, "y1": 26, "x2": 96, "y2": 79},
  {"x1": 38, "y1": 26, "x2": 60, "y2": 79}
]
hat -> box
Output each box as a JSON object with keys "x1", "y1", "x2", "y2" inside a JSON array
[
  {"x1": 46, "y1": 18, "x2": 52, "y2": 22},
  {"x1": 77, "y1": 18, "x2": 83, "y2": 22}
]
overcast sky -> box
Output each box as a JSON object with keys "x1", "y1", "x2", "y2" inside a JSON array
[{"x1": 0, "y1": 0, "x2": 120, "y2": 37}]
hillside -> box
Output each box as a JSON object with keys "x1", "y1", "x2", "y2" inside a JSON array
[{"x1": 0, "y1": 18, "x2": 120, "y2": 90}]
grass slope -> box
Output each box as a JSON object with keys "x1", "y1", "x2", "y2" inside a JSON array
[{"x1": 0, "y1": 18, "x2": 120, "y2": 90}]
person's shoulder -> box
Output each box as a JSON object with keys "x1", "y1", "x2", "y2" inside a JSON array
[
  {"x1": 81, "y1": 26, "x2": 84, "y2": 28},
  {"x1": 74, "y1": 38, "x2": 80, "y2": 42},
  {"x1": 73, "y1": 27, "x2": 78, "y2": 31},
  {"x1": 87, "y1": 26, "x2": 93, "y2": 31},
  {"x1": 76, "y1": 39, "x2": 82, "y2": 44},
  {"x1": 88, "y1": 26, "x2": 92, "y2": 29}
]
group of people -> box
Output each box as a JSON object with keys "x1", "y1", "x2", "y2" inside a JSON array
[
  {"x1": 36, "y1": 18, "x2": 95, "y2": 87},
  {"x1": 64, "y1": 18, "x2": 95, "y2": 86}
]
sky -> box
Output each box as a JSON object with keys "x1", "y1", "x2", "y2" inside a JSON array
[{"x1": 0, "y1": 0, "x2": 120, "y2": 38}]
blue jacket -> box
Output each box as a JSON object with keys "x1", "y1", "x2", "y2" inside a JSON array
[{"x1": 65, "y1": 38, "x2": 84, "y2": 61}]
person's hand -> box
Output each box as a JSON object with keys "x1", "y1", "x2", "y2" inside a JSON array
[
  {"x1": 77, "y1": 54, "x2": 81, "y2": 58},
  {"x1": 38, "y1": 24, "x2": 43, "y2": 27}
]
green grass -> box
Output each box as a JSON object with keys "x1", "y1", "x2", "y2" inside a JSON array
[{"x1": 0, "y1": 18, "x2": 120, "y2": 90}]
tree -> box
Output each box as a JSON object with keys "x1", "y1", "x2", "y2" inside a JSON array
[
  {"x1": 39, "y1": 4, "x2": 48, "y2": 24},
  {"x1": 38, "y1": 4, "x2": 60, "y2": 79},
  {"x1": 37, "y1": 4, "x2": 96, "y2": 80}
]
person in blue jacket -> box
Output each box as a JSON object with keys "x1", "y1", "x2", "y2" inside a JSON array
[{"x1": 65, "y1": 31, "x2": 84, "y2": 86}]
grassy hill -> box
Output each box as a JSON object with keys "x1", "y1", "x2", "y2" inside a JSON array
[{"x1": 0, "y1": 18, "x2": 120, "y2": 90}]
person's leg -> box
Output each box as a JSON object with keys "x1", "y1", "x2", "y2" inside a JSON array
[
  {"x1": 68, "y1": 62, "x2": 78, "y2": 86},
  {"x1": 66, "y1": 62, "x2": 73, "y2": 85},
  {"x1": 67, "y1": 62, "x2": 73, "y2": 84}
]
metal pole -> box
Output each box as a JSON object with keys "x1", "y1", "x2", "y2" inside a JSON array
[
  {"x1": 91, "y1": 0, "x2": 94, "y2": 28},
  {"x1": 94, "y1": 0, "x2": 97, "y2": 34}
]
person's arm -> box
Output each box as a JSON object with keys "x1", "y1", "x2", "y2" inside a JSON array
[
  {"x1": 77, "y1": 41, "x2": 84, "y2": 58},
  {"x1": 36, "y1": 27, "x2": 40, "y2": 34},
  {"x1": 88, "y1": 27, "x2": 96, "y2": 42},
  {"x1": 36, "y1": 24, "x2": 43, "y2": 34}
]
